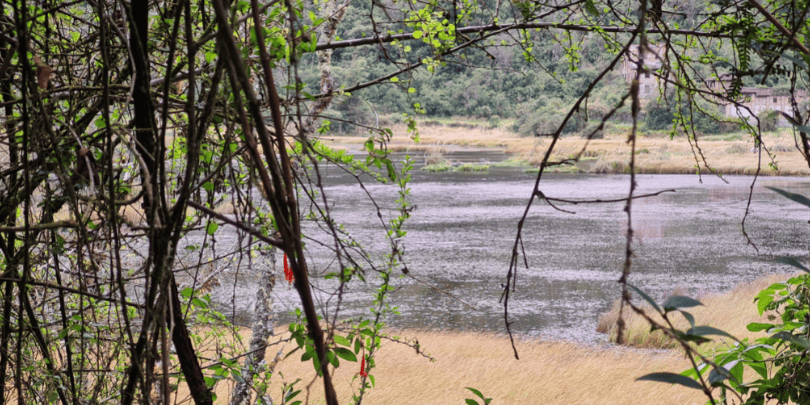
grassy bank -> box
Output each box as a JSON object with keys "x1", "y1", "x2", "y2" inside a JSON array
[
  {"x1": 597, "y1": 273, "x2": 795, "y2": 349},
  {"x1": 174, "y1": 273, "x2": 801, "y2": 404},
  {"x1": 200, "y1": 330, "x2": 703, "y2": 405},
  {"x1": 326, "y1": 119, "x2": 810, "y2": 175}
]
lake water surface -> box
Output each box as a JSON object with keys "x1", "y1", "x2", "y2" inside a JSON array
[{"x1": 243, "y1": 153, "x2": 810, "y2": 343}]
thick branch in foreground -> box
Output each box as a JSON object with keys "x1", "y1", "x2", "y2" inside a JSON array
[{"x1": 210, "y1": 0, "x2": 339, "y2": 403}]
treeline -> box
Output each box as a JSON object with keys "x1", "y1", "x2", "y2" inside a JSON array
[{"x1": 298, "y1": 0, "x2": 798, "y2": 136}]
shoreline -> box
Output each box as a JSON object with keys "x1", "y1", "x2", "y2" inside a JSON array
[
  {"x1": 324, "y1": 120, "x2": 810, "y2": 176},
  {"x1": 188, "y1": 273, "x2": 792, "y2": 405}
]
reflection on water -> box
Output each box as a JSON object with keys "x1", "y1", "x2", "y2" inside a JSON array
[{"x1": 255, "y1": 155, "x2": 810, "y2": 343}]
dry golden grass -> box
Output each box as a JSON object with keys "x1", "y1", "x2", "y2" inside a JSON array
[
  {"x1": 327, "y1": 120, "x2": 810, "y2": 175},
  {"x1": 191, "y1": 329, "x2": 703, "y2": 405},
  {"x1": 174, "y1": 273, "x2": 800, "y2": 404},
  {"x1": 597, "y1": 273, "x2": 795, "y2": 349}
]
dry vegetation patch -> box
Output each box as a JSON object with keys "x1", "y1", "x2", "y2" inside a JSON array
[
  {"x1": 326, "y1": 120, "x2": 810, "y2": 175},
  {"x1": 597, "y1": 273, "x2": 795, "y2": 349}
]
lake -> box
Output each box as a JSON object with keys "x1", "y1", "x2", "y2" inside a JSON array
[{"x1": 215, "y1": 151, "x2": 810, "y2": 344}]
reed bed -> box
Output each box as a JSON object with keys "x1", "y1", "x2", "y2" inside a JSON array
[{"x1": 327, "y1": 120, "x2": 810, "y2": 175}]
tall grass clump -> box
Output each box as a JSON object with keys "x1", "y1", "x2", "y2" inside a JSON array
[
  {"x1": 423, "y1": 162, "x2": 454, "y2": 172},
  {"x1": 455, "y1": 163, "x2": 489, "y2": 172},
  {"x1": 597, "y1": 274, "x2": 792, "y2": 349}
]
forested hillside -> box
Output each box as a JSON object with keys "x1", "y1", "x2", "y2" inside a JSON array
[{"x1": 300, "y1": 0, "x2": 797, "y2": 136}]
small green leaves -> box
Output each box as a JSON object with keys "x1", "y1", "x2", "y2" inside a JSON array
[
  {"x1": 412, "y1": 30, "x2": 423, "y2": 39},
  {"x1": 707, "y1": 360, "x2": 741, "y2": 386},
  {"x1": 755, "y1": 284, "x2": 783, "y2": 315},
  {"x1": 206, "y1": 222, "x2": 219, "y2": 235},
  {"x1": 465, "y1": 387, "x2": 492, "y2": 405},
  {"x1": 637, "y1": 372, "x2": 703, "y2": 390},
  {"x1": 771, "y1": 332, "x2": 810, "y2": 349}
]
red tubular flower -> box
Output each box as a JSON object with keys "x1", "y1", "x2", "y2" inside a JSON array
[
  {"x1": 283, "y1": 253, "x2": 294, "y2": 284},
  {"x1": 359, "y1": 355, "x2": 368, "y2": 378}
]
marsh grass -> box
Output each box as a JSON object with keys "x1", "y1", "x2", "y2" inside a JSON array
[
  {"x1": 422, "y1": 162, "x2": 454, "y2": 172},
  {"x1": 422, "y1": 163, "x2": 489, "y2": 172},
  {"x1": 455, "y1": 163, "x2": 489, "y2": 172},
  {"x1": 328, "y1": 120, "x2": 810, "y2": 175},
  {"x1": 174, "y1": 274, "x2": 802, "y2": 405},
  {"x1": 190, "y1": 329, "x2": 704, "y2": 405}
]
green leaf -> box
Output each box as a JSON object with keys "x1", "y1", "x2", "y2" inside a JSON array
[
  {"x1": 747, "y1": 323, "x2": 774, "y2": 332},
  {"x1": 181, "y1": 287, "x2": 193, "y2": 298},
  {"x1": 301, "y1": 350, "x2": 313, "y2": 362},
  {"x1": 206, "y1": 222, "x2": 219, "y2": 235},
  {"x1": 334, "y1": 335, "x2": 351, "y2": 347},
  {"x1": 663, "y1": 296, "x2": 703, "y2": 312},
  {"x1": 412, "y1": 30, "x2": 423, "y2": 39},
  {"x1": 465, "y1": 400, "x2": 479, "y2": 405},
  {"x1": 687, "y1": 326, "x2": 739, "y2": 342},
  {"x1": 772, "y1": 332, "x2": 810, "y2": 349},
  {"x1": 766, "y1": 187, "x2": 810, "y2": 209},
  {"x1": 756, "y1": 289, "x2": 775, "y2": 316},
  {"x1": 286, "y1": 389, "x2": 301, "y2": 401},
  {"x1": 327, "y1": 350, "x2": 338, "y2": 368},
  {"x1": 679, "y1": 310, "x2": 695, "y2": 329},
  {"x1": 707, "y1": 360, "x2": 740, "y2": 385},
  {"x1": 465, "y1": 387, "x2": 485, "y2": 401},
  {"x1": 637, "y1": 372, "x2": 703, "y2": 390},
  {"x1": 627, "y1": 284, "x2": 661, "y2": 313},
  {"x1": 776, "y1": 256, "x2": 810, "y2": 273},
  {"x1": 283, "y1": 347, "x2": 300, "y2": 360},
  {"x1": 384, "y1": 160, "x2": 397, "y2": 181},
  {"x1": 334, "y1": 347, "x2": 357, "y2": 362}
]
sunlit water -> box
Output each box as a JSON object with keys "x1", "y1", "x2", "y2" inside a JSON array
[{"x1": 212, "y1": 151, "x2": 810, "y2": 344}]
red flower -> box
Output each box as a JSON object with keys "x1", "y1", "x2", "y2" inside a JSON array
[
  {"x1": 283, "y1": 253, "x2": 294, "y2": 285},
  {"x1": 359, "y1": 355, "x2": 368, "y2": 378}
]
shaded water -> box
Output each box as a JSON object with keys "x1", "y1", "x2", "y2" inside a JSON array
[{"x1": 225, "y1": 151, "x2": 810, "y2": 343}]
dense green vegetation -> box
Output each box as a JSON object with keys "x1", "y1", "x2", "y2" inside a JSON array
[{"x1": 302, "y1": 0, "x2": 799, "y2": 137}]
